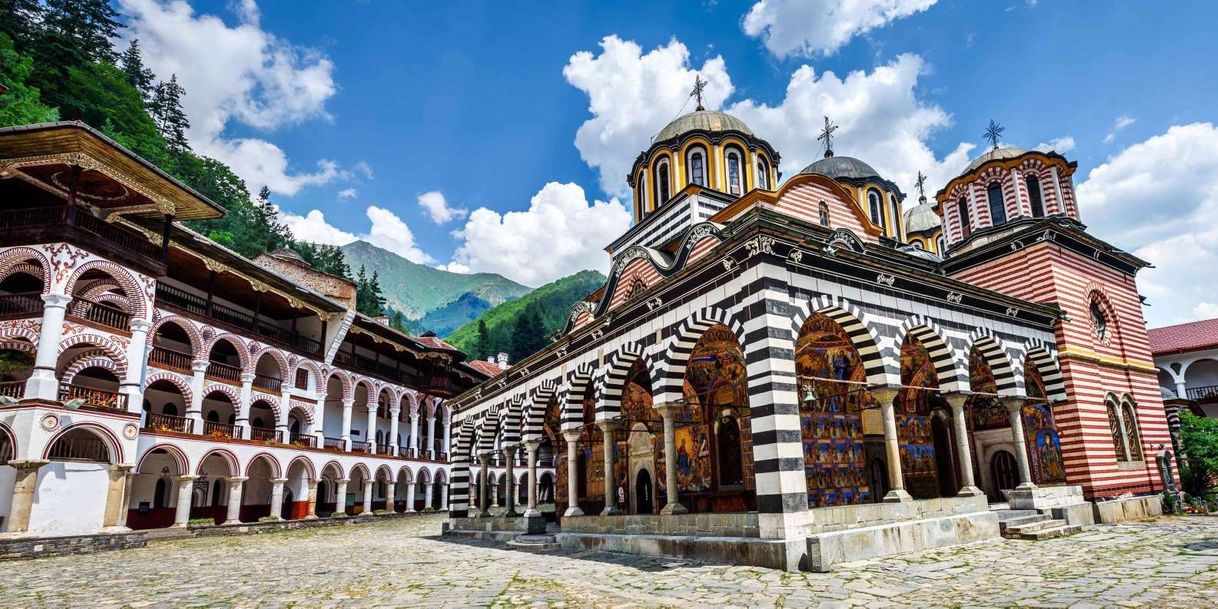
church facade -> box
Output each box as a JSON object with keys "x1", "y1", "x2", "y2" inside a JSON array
[{"x1": 446, "y1": 106, "x2": 1171, "y2": 570}]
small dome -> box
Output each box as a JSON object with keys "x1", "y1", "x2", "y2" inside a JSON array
[
  {"x1": 903, "y1": 201, "x2": 942, "y2": 234},
  {"x1": 655, "y1": 110, "x2": 753, "y2": 142},
  {"x1": 1161, "y1": 386, "x2": 1179, "y2": 401},
  {"x1": 799, "y1": 155, "x2": 880, "y2": 180},
  {"x1": 963, "y1": 146, "x2": 1028, "y2": 174}
]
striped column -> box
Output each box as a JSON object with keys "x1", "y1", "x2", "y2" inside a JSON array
[{"x1": 447, "y1": 423, "x2": 471, "y2": 518}]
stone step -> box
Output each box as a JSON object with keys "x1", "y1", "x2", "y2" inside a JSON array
[
  {"x1": 506, "y1": 534, "x2": 559, "y2": 551},
  {"x1": 998, "y1": 513, "x2": 1050, "y2": 532},
  {"x1": 1012, "y1": 524, "x2": 1083, "y2": 541},
  {"x1": 1004, "y1": 518, "x2": 1065, "y2": 535},
  {"x1": 993, "y1": 509, "x2": 1040, "y2": 521}
]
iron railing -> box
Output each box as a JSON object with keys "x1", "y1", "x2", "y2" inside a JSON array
[
  {"x1": 249, "y1": 427, "x2": 278, "y2": 442},
  {"x1": 323, "y1": 436, "x2": 345, "y2": 451},
  {"x1": 203, "y1": 421, "x2": 236, "y2": 438},
  {"x1": 289, "y1": 432, "x2": 315, "y2": 447},
  {"x1": 58, "y1": 384, "x2": 127, "y2": 411},
  {"x1": 350, "y1": 440, "x2": 371, "y2": 453}
]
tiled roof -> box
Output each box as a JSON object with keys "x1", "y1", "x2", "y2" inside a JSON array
[
  {"x1": 415, "y1": 335, "x2": 458, "y2": 351},
  {"x1": 1148, "y1": 318, "x2": 1218, "y2": 354},
  {"x1": 467, "y1": 360, "x2": 504, "y2": 377}
]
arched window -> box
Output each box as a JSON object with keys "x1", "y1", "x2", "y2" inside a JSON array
[
  {"x1": 987, "y1": 182, "x2": 1007, "y2": 225},
  {"x1": 687, "y1": 148, "x2": 706, "y2": 186},
  {"x1": 1026, "y1": 175, "x2": 1045, "y2": 217},
  {"x1": 1121, "y1": 399, "x2": 1143, "y2": 461},
  {"x1": 1090, "y1": 301, "x2": 1108, "y2": 341},
  {"x1": 637, "y1": 171, "x2": 648, "y2": 218},
  {"x1": 867, "y1": 189, "x2": 885, "y2": 228},
  {"x1": 726, "y1": 149, "x2": 743, "y2": 195},
  {"x1": 818, "y1": 201, "x2": 830, "y2": 226},
  {"x1": 154, "y1": 478, "x2": 168, "y2": 508},
  {"x1": 756, "y1": 157, "x2": 769, "y2": 190},
  {"x1": 211, "y1": 479, "x2": 225, "y2": 507},
  {"x1": 935, "y1": 235, "x2": 945, "y2": 253},
  {"x1": 956, "y1": 198, "x2": 971, "y2": 239},
  {"x1": 163, "y1": 403, "x2": 178, "y2": 416},
  {"x1": 655, "y1": 159, "x2": 672, "y2": 204},
  {"x1": 890, "y1": 195, "x2": 901, "y2": 236}
]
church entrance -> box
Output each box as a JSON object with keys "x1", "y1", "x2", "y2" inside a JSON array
[
  {"x1": 931, "y1": 414, "x2": 958, "y2": 497},
  {"x1": 281, "y1": 488, "x2": 294, "y2": 519},
  {"x1": 990, "y1": 450, "x2": 1019, "y2": 500},
  {"x1": 635, "y1": 469, "x2": 653, "y2": 514}
]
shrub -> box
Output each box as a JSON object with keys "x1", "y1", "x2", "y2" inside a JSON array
[
  {"x1": 1178, "y1": 411, "x2": 1218, "y2": 500},
  {"x1": 258, "y1": 515, "x2": 281, "y2": 522},
  {"x1": 187, "y1": 517, "x2": 214, "y2": 527}
]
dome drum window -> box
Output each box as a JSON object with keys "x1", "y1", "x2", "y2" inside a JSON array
[
  {"x1": 688, "y1": 148, "x2": 707, "y2": 187},
  {"x1": 655, "y1": 159, "x2": 672, "y2": 206},
  {"x1": 726, "y1": 149, "x2": 744, "y2": 195},
  {"x1": 987, "y1": 182, "x2": 1007, "y2": 226}
]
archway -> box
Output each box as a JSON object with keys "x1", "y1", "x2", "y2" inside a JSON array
[
  {"x1": 56, "y1": 352, "x2": 124, "y2": 410},
  {"x1": 196, "y1": 450, "x2": 238, "y2": 524},
  {"x1": 244, "y1": 454, "x2": 280, "y2": 520},
  {"x1": 635, "y1": 468, "x2": 654, "y2": 514},
  {"x1": 253, "y1": 351, "x2": 285, "y2": 393},
  {"x1": 129, "y1": 446, "x2": 186, "y2": 529},
  {"x1": 35, "y1": 426, "x2": 117, "y2": 534},
  {"x1": 394, "y1": 468, "x2": 413, "y2": 512},
  {"x1": 205, "y1": 338, "x2": 244, "y2": 384},
  {"x1": 284, "y1": 458, "x2": 314, "y2": 519},
  {"x1": 149, "y1": 320, "x2": 195, "y2": 371},
  {"x1": 990, "y1": 450, "x2": 1019, "y2": 499},
  {"x1": 65, "y1": 268, "x2": 132, "y2": 333},
  {"x1": 318, "y1": 461, "x2": 344, "y2": 516},
  {"x1": 201, "y1": 389, "x2": 237, "y2": 437},
  {"x1": 321, "y1": 373, "x2": 348, "y2": 449},
  {"x1": 897, "y1": 334, "x2": 945, "y2": 499},
  {"x1": 249, "y1": 399, "x2": 278, "y2": 442},
  {"x1": 144, "y1": 379, "x2": 190, "y2": 433},
  {"x1": 349, "y1": 464, "x2": 370, "y2": 514}
]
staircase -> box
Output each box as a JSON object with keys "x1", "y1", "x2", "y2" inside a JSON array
[
  {"x1": 993, "y1": 506, "x2": 1082, "y2": 541},
  {"x1": 506, "y1": 533, "x2": 560, "y2": 551}
]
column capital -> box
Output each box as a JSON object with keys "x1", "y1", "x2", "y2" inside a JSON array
[
  {"x1": 501, "y1": 444, "x2": 518, "y2": 457},
  {"x1": 524, "y1": 440, "x2": 541, "y2": 453},
  {"x1": 7, "y1": 459, "x2": 49, "y2": 471},
  {"x1": 270, "y1": 477, "x2": 288, "y2": 484},
  {"x1": 596, "y1": 418, "x2": 622, "y2": 432},
  {"x1": 336, "y1": 478, "x2": 351, "y2": 483},
  {"x1": 110, "y1": 463, "x2": 135, "y2": 473},
  {"x1": 870, "y1": 386, "x2": 901, "y2": 405},
  {"x1": 653, "y1": 402, "x2": 683, "y2": 418},
  {"x1": 42, "y1": 293, "x2": 72, "y2": 307},
  {"x1": 178, "y1": 474, "x2": 200, "y2": 482},
  {"x1": 342, "y1": 398, "x2": 355, "y2": 407},
  {"x1": 192, "y1": 360, "x2": 210, "y2": 373},
  {"x1": 240, "y1": 372, "x2": 256, "y2": 383},
  {"x1": 563, "y1": 430, "x2": 582, "y2": 443},
  {"x1": 943, "y1": 391, "x2": 971, "y2": 409},
  {"x1": 228, "y1": 476, "x2": 249, "y2": 484},
  {"x1": 1001, "y1": 396, "x2": 1027, "y2": 412},
  {"x1": 129, "y1": 318, "x2": 153, "y2": 333}
]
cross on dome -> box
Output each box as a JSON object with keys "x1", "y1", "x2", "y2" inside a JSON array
[
  {"x1": 817, "y1": 116, "x2": 838, "y2": 158},
  {"x1": 915, "y1": 170, "x2": 928, "y2": 202},
  {"x1": 691, "y1": 75, "x2": 707, "y2": 111},
  {"x1": 984, "y1": 119, "x2": 1005, "y2": 149}
]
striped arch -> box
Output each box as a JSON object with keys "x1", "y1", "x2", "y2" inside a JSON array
[
  {"x1": 144, "y1": 371, "x2": 193, "y2": 403},
  {"x1": 352, "y1": 377, "x2": 378, "y2": 403},
  {"x1": 92, "y1": 291, "x2": 131, "y2": 312},
  {"x1": 249, "y1": 392, "x2": 282, "y2": 420},
  {"x1": 416, "y1": 467, "x2": 433, "y2": 484},
  {"x1": 794, "y1": 295, "x2": 899, "y2": 387},
  {"x1": 400, "y1": 390, "x2": 420, "y2": 417},
  {"x1": 349, "y1": 462, "x2": 371, "y2": 481},
  {"x1": 896, "y1": 316, "x2": 969, "y2": 393},
  {"x1": 1024, "y1": 338, "x2": 1067, "y2": 402},
  {"x1": 286, "y1": 401, "x2": 316, "y2": 425},
  {"x1": 324, "y1": 370, "x2": 354, "y2": 401},
  {"x1": 448, "y1": 418, "x2": 475, "y2": 516},
  {"x1": 244, "y1": 452, "x2": 283, "y2": 478},
  {"x1": 136, "y1": 443, "x2": 190, "y2": 475},
  {"x1": 477, "y1": 410, "x2": 497, "y2": 456},
  {"x1": 292, "y1": 360, "x2": 323, "y2": 393},
  {"x1": 374, "y1": 464, "x2": 394, "y2": 482},
  {"x1": 656, "y1": 307, "x2": 746, "y2": 404},
  {"x1": 596, "y1": 343, "x2": 652, "y2": 422},
  {"x1": 63, "y1": 259, "x2": 149, "y2": 320},
  {"x1": 44, "y1": 422, "x2": 123, "y2": 463},
  {"x1": 320, "y1": 459, "x2": 345, "y2": 480},
  {"x1": 202, "y1": 383, "x2": 241, "y2": 405},
  {"x1": 0, "y1": 325, "x2": 40, "y2": 346},
  {"x1": 251, "y1": 346, "x2": 290, "y2": 379},
  {"x1": 203, "y1": 334, "x2": 250, "y2": 371},
  {"x1": 0, "y1": 246, "x2": 52, "y2": 291},
  {"x1": 196, "y1": 448, "x2": 240, "y2": 476},
  {"x1": 146, "y1": 315, "x2": 203, "y2": 359},
  {"x1": 60, "y1": 351, "x2": 120, "y2": 384},
  {"x1": 396, "y1": 465, "x2": 414, "y2": 484},
  {"x1": 501, "y1": 394, "x2": 525, "y2": 448},
  {"x1": 434, "y1": 469, "x2": 448, "y2": 484},
  {"x1": 0, "y1": 339, "x2": 36, "y2": 354},
  {"x1": 286, "y1": 455, "x2": 317, "y2": 480},
  {"x1": 966, "y1": 328, "x2": 1020, "y2": 396},
  {"x1": 562, "y1": 362, "x2": 596, "y2": 432},
  {"x1": 57, "y1": 334, "x2": 127, "y2": 378},
  {"x1": 522, "y1": 379, "x2": 560, "y2": 444}
]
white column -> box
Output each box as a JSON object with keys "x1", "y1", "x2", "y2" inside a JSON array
[
  {"x1": 187, "y1": 360, "x2": 208, "y2": 433},
  {"x1": 361, "y1": 480, "x2": 373, "y2": 514},
  {"x1": 408, "y1": 413, "x2": 420, "y2": 457},
  {"x1": 490, "y1": 480, "x2": 499, "y2": 508},
  {"x1": 388, "y1": 407, "x2": 401, "y2": 456},
  {"x1": 3, "y1": 460, "x2": 47, "y2": 532},
  {"x1": 173, "y1": 475, "x2": 198, "y2": 527},
  {"x1": 24, "y1": 293, "x2": 71, "y2": 400},
  {"x1": 225, "y1": 476, "x2": 247, "y2": 523},
  {"x1": 269, "y1": 477, "x2": 286, "y2": 519},
  {"x1": 277, "y1": 388, "x2": 293, "y2": 443},
  {"x1": 405, "y1": 478, "x2": 417, "y2": 512},
  {"x1": 422, "y1": 482, "x2": 434, "y2": 511},
  {"x1": 874, "y1": 387, "x2": 912, "y2": 502},
  {"x1": 340, "y1": 399, "x2": 354, "y2": 451},
  {"x1": 1004, "y1": 398, "x2": 1038, "y2": 490},
  {"x1": 1176, "y1": 381, "x2": 1189, "y2": 402},
  {"x1": 366, "y1": 406, "x2": 377, "y2": 454},
  {"x1": 122, "y1": 319, "x2": 152, "y2": 413},
  {"x1": 502, "y1": 446, "x2": 518, "y2": 516},
  {"x1": 306, "y1": 479, "x2": 319, "y2": 519},
  {"x1": 102, "y1": 464, "x2": 133, "y2": 530},
  {"x1": 524, "y1": 441, "x2": 541, "y2": 517},
  {"x1": 946, "y1": 393, "x2": 984, "y2": 497},
  {"x1": 426, "y1": 414, "x2": 437, "y2": 458},
  {"x1": 599, "y1": 420, "x2": 621, "y2": 515},
  {"x1": 563, "y1": 431, "x2": 583, "y2": 517},
  {"x1": 236, "y1": 373, "x2": 254, "y2": 439},
  {"x1": 442, "y1": 418, "x2": 451, "y2": 458},
  {"x1": 334, "y1": 478, "x2": 350, "y2": 515},
  {"x1": 655, "y1": 403, "x2": 687, "y2": 514},
  {"x1": 439, "y1": 481, "x2": 449, "y2": 510}
]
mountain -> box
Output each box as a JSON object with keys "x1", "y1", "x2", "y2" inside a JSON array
[
  {"x1": 340, "y1": 240, "x2": 530, "y2": 321},
  {"x1": 416, "y1": 292, "x2": 494, "y2": 336},
  {"x1": 447, "y1": 270, "x2": 607, "y2": 362}
]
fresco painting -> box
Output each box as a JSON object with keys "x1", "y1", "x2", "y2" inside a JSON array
[
  {"x1": 898, "y1": 337, "x2": 940, "y2": 499},
  {"x1": 1024, "y1": 357, "x2": 1067, "y2": 484}
]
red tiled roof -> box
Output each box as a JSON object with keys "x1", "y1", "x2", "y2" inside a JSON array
[
  {"x1": 1148, "y1": 317, "x2": 1218, "y2": 354},
  {"x1": 467, "y1": 360, "x2": 504, "y2": 377},
  {"x1": 415, "y1": 335, "x2": 458, "y2": 351}
]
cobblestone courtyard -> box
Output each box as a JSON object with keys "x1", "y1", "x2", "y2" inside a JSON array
[{"x1": 2, "y1": 514, "x2": 1217, "y2": 608}]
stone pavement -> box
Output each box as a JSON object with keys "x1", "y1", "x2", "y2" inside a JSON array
[{"x1": 1, "y1": 514, "x2": 1216, "y2": 608}]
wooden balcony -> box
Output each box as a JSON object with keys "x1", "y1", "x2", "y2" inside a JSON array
[
  {"x1": 58, "y1": 384, "x2": 127, "y2": 411},
  {"x1": 249, "y1": 427, "x2": 278, "y2": 442},
  {"x1": 0, "y1": 381, "x2": 25, "y2": 400},
  {"x1": 155, "y1": 282, "x2": 323, "y2": 358},
  {"x1": 202, "y1": 420, "x2": 236, "y2": 439},
  {"x1": 0, "y1": 292, "x2": 43, "y2": 319},
  {"x1": 148, "y1": 346, "x2": 193, "y2": 371},
  {"x1": 1186, "y1": 385, "x2": 1218, "y2": 401},
  {"x1": 349, "y1": 440, "x2": 371, "y2": 453},
  {"x1": 323, "y1": 436, "x2": 345, "y2": 451},
  {"x1": 288, "y1": 432, "x2": 315, "y2": 448},
  {"x1": 2, "y1": 206, "x2": 165, "y2": 275},
  {"x1": 67, "y1": 296, "x2": 130, "y2": 332},
  {"x1": 205, "y1": 361, "x2": 241, "y2": 383},
  {"x1": 252, "y1": 373, "x2": 282, "y2": 393},
  {"x1": 145, "y1": 412, "x2": 193, "y2": 434}
]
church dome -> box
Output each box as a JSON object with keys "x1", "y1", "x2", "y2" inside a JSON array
[
  {"x1": 903, "y1": 201, "x2": 942, "y2": 234},
  {"x1": 963, "y1": 146, "x2": 1028, "y2": 174},
  {"x1": 798, "y1": 155, "x2": 880, "y2": 180},
  {"x1": 655, "y1": 110, "x2": 754, "y2": 142}
]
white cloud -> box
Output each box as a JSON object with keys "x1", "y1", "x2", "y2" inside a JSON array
[
  {"x1": 742, "y1": 0, "x2": 937, "y2": 58},
  {"x1": 418, "y1": 191, "x2": 468, "y2": 224},
  {"x1": 354, "y1": 161, "x2": 374, "y2": 180},
  {"x1": 1103, "y1": 115, "x2": 1136, "y2": 144},
  {"x1": 435, "y1": 262, "x2": 470, "y2": 274},
  {"x1": 119, "y1": 0, "x2": 339, "y2": 196},
  {"x1": 282, "y1": 209, "x2": 356, "y2": 245},
  {"x1": 1195, "y1": 302, "x2": 1218, "y2": 319},
  {"x1": 1076, "y1": 123, "x2": 1218, "y2": 326},
  {"x1": 564, "y1": 36, "x2": 733, "y2": 198},
  {"x1": 1035, "y1": 136, "x2": 1075, "y2": 154},
  {"x1": 337, "y1": 188, "x2": 357, "y2": 200},
  {"x1": 447, "y1": 182, "x2": 631, "y2": 287},
  {"x1": 281, "y1": 206, "x2": 433, "y2": 264}
]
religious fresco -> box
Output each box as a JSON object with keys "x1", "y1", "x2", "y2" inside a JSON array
[
  {"x1": 898, "y1": 337, "x2": 940, "y2": 498},
  {"x1": 794, "y1": 315, "x2": 870, "y2": 508},
  {"x1": 968, "y1": 348, "x2": 1009, "y2": 430},
  {"x1": 1023, "y1": 359, "x2": 1066, "y2": 484}
]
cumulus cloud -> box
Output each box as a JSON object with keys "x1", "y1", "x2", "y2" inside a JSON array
[
  {"x1": 1035, "y1": 136, "x2": 1075, "y2": 154},
  {"x1": 742, "y1": 0, "x2": 937, "y2": 58},
  {"x1": 337, "y1": 188, "x2": 357, "y2": 200},
  {"x1": 282, "y1": 209, "x2": 357, "y2": 245},
  {"x1": 418, "y1": 191, "x2": 468, "y2": 224},
  {"x1": 282, "y1": 206, "x2": 433, "y2": 264},
  {"x1": 1103, "y1": 115, "x2": 1136, "y2": 144},
  {"x1": 119, "y1": 0, "x2": 339, "y2": 196},
  {"x1": 447, "y1": 182, "x2": 632, "y2": 287},
  {"x1": 564, "y1": 36, "x2": 733, "y2": 198},
  {"x1": 1076, "y1": 123, "x2": 1218, "y2": 326}
]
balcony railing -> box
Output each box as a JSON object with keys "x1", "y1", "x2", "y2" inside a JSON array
[
  {"x1": 144, "y1": 412, "x2": 193, "y2": 434},
  {"x1": 350, "y1": 440, "x2": 371, "y2": 453},
  {"x1": 5, "y1": 206, "x2": 161, "y2": 262},
  {"x1": 1186, "y1": 385, "x2": 1218, "y2": 401},
  {"x1": 323, "y1": 436, "x2": 345, "y2": 450},
  {"x1": 148, "y1": 346, "x2": 193, "y2": 371},
  {"x1": 206, "y1": 361, "x2": 241, "y2": 383},
  {"x1": 289, "y1": 432, "x2": 316, "y2": 448},
  {"x1": 203, "y1": 421, "x2": 235, "y2": 439},
  {"x1": 0, "y1": 292, "x2": 43, "y2": 318},
  {"x1": 0, "y1": 381, "x2": 24, "y2": 400},
  {"x1": 47, "y1": 433, "x2": 110, "y2": 462},
  {"x1": 252, "y1": 374, "x2": 282, "y2": 393},
  {"x1": 155, "y1": 282, "x2": 323, "y2": 357},
  {"x1": 376, "y1": 443, "x2": 391, "y2": 454},
  {"x1": 250, "y1": 427, "x2": 278, "y2": 442},
  {"x1": 58, "y1": 384, "x2": 127, "y2": 411},
  {"x1": 67, "y1": 296, "x2": 130, "y2": 332}
]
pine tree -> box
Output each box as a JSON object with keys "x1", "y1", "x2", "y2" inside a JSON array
[
  {"x1": 119, "y1": 39, "x2": 155, "y2": 101},
  {"x1": 252, "y1": 186, "x2": 293, "y2": 253},
  {"x1": 151, "y1": 74, "x2": 190, "y2": 152},
  {"x1": 475, "y1": 319, "x2": 489, "y2": 360},
  {"x1": 354, "y1": 265, "x2": 386, "y2": 317},
  {"x1": 40, "y1": 0, "x2": 122, "y2": 64},
  {"x1": 0, "y1": 0, "x2": 43, "y2": 49}
]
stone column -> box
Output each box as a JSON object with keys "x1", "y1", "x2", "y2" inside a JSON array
[
  {"x1": 563, "y1": 431, "x2": 583, "y2": 517},
  {"x1": 524, "y1": 441, "x2": 541, "y2": 517},
  {"x1": 306, "y1": 478, "x2": 319, "y2": 519},
  {"x1": 873, "y1": 387, "x2": 912, "y2": 502},
  {"x1": 388, "y1": 407, "x2": 401, "y2": 456},
  {"x1": 405, "y1": 479, "x2": 417, "y2": 513},
  {"x1": 173, "y1": 475, "x2": 199, "y2": 527},
  {"x1": 187, "y1": 359, "x2": 208, "y2": 433},
  {"x1": 340, "y1": 398, "x2": 354, "y2": 451},
  {"x1": 1003, "y1": 397, "x2": 1038, "y2": 490},
  {"x1": 490, "y1": 480, "x2": 500, "y2": 508},
  {"x1": 276, "y1": 388, "x2": 293, "y2": 443},
  {"x1": 118, "y1": 471, "x2": 137, "y2": 528},
  {"x1": 408, "y1": 413, "x2": 420, "y2": 457},
  {"x1": 422, "y1": 482, "x2": 434, "y2": 511},
  {"x1": 440, "y1": 482, "x2": 449, "y2": 510},
  {"x1": 24, "y1": 293, "x2": 71, "y2": 400},
  {"x1": 102, "y1": 463, "x2": 134, "y2": 529},
  {"x1": 654, "y1": 403, "x2": 688, "y2": 515},
  {"x1": 4, "y1": 460, "x2": 47, "y2": 532},
  {"x1": 236, "y1": 373, "x2": 255, "y2": 439},
  {"x1": 269, "y1": 477, "x2": 287, "y2": 519},
  {"x1": 442, "y1": 418, "x2": 452, "y2": 459},
  {"x1": 365, "y1": 406, "x2": 378, "y2": 454},
  {"x1": 478, "y1": 454, "x2": 492, "y2": 517},
  {"x1": 945, "y1": 392, "x2": 984, "y2": 497},
  {"x1": 599, "y1": 420, "x2": 621, "y2": 516},
  {"x1": 334, "y1": 478, "x2": 350, "y2": 515},
  {"x1": 361, "y1": 479, "x2": 373, "y2": 514},
  {"x1": 426, "y1": 414, "x2": 438, "y2": 458},
  {"x1": 502, "y1": 446, "x2": 518, "y2": 516},
  {"x1": 225, "y1": 476, "x2": 247, "y2": 523},
  {"x1": 122, "y1": 319, "x2": 152, "y2": 413}
]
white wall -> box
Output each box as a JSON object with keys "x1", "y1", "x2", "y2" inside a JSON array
[
  {"x1": 0, "y1": 465, "x2": 14, "y2": 531},
  {"x1": 29, "y1": 462, "x2": 108, "y2": 536}
]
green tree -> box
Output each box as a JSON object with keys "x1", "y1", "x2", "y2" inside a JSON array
[
  {"x1": 0, "y1": 0, "x2": 42, "y2": 49},
  {"x1": 39, "y1": 0, "x2": 122, "y2": 64},
  {"x1": 1178, "y1": 410, "x2": 1218, "y2": 499},
  {"x1": 150, "y1": 74, "x2": 190, "y2": 152},
  {"x1": 509, "y1": 305, "x2": 547, "y2": 361},
  {"x1": 475, "y1": 319, "x2": 490, "y2": 360},
  {"x1": 291, "y1": 241, "x2": 350, "y2": 278},
  {"x1": 354, "y1": 265, "x2": 386, "y2": 317},
  {"x1": 119, "y1": 38, "x2": 155, "y2": 101},
  {"x1": 0, "y1": 34, "x2": 59, "y2": 125}
]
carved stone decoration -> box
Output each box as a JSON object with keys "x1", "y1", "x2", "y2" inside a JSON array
[
  {"x1": 41, "y1": 414, "x2": 60, "y2": 431},
  {"x1": 687, "y1": 223, "x2": 715, "y2": 241},
  {"x1": 646, "y1": 297, "x2": 663, "y2": 311},
  {"x1": 744, "y1": 235, "x2": 776, "y2": 257},
  {"x1": 1006, "y1": 306, "x2": 1020, "y2": 317},
  {"x1": 613, "y1": 246, "x2": 649, "y2": 274},
  {"x1": 722, "y1": 258, "x2": 737, "y2": 272},
  {"x1": 123, "y1": 423, "x2": 139, "y2": 440},
  {"x1": 788, "y1": 249, "x2": 804, "y2": 264},
  {"x1": 946, "y1": 292, "x2": 964, "y2": 304},
  {"x1": 568, "y1": 300, "x2": 596, "y2": 324},
  {"x1": 827, "y1": 229, "x2": 866, "y2": 254},
  {"x1": 591, "y1": 327, "x2": 605, "y2": 340},
  {"x1": 876, "y1": 273, "x2": 896, "y2": 287}
]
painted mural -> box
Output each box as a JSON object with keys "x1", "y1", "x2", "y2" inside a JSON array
[
  {"x1": 794, "y1": 315, "x2": 870, "y2": 508},
  {"x1": 968, "y1": 348, "x2": 1009, "y2": 430},
  {"x1": 1023, "y1": 358, "x2": 1066, "y2": 484},
  {"x1": 898, "y1": 337, "x2": 939, "y2": 499}
]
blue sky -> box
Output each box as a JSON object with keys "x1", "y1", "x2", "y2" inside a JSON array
[{"x1": 118, "y1": 0, "x2": 1218, "y2": 327}]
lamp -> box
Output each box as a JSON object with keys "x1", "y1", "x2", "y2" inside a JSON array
[{"x1": 802, "y1": 386, "x2": 818, "y2": 404}]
